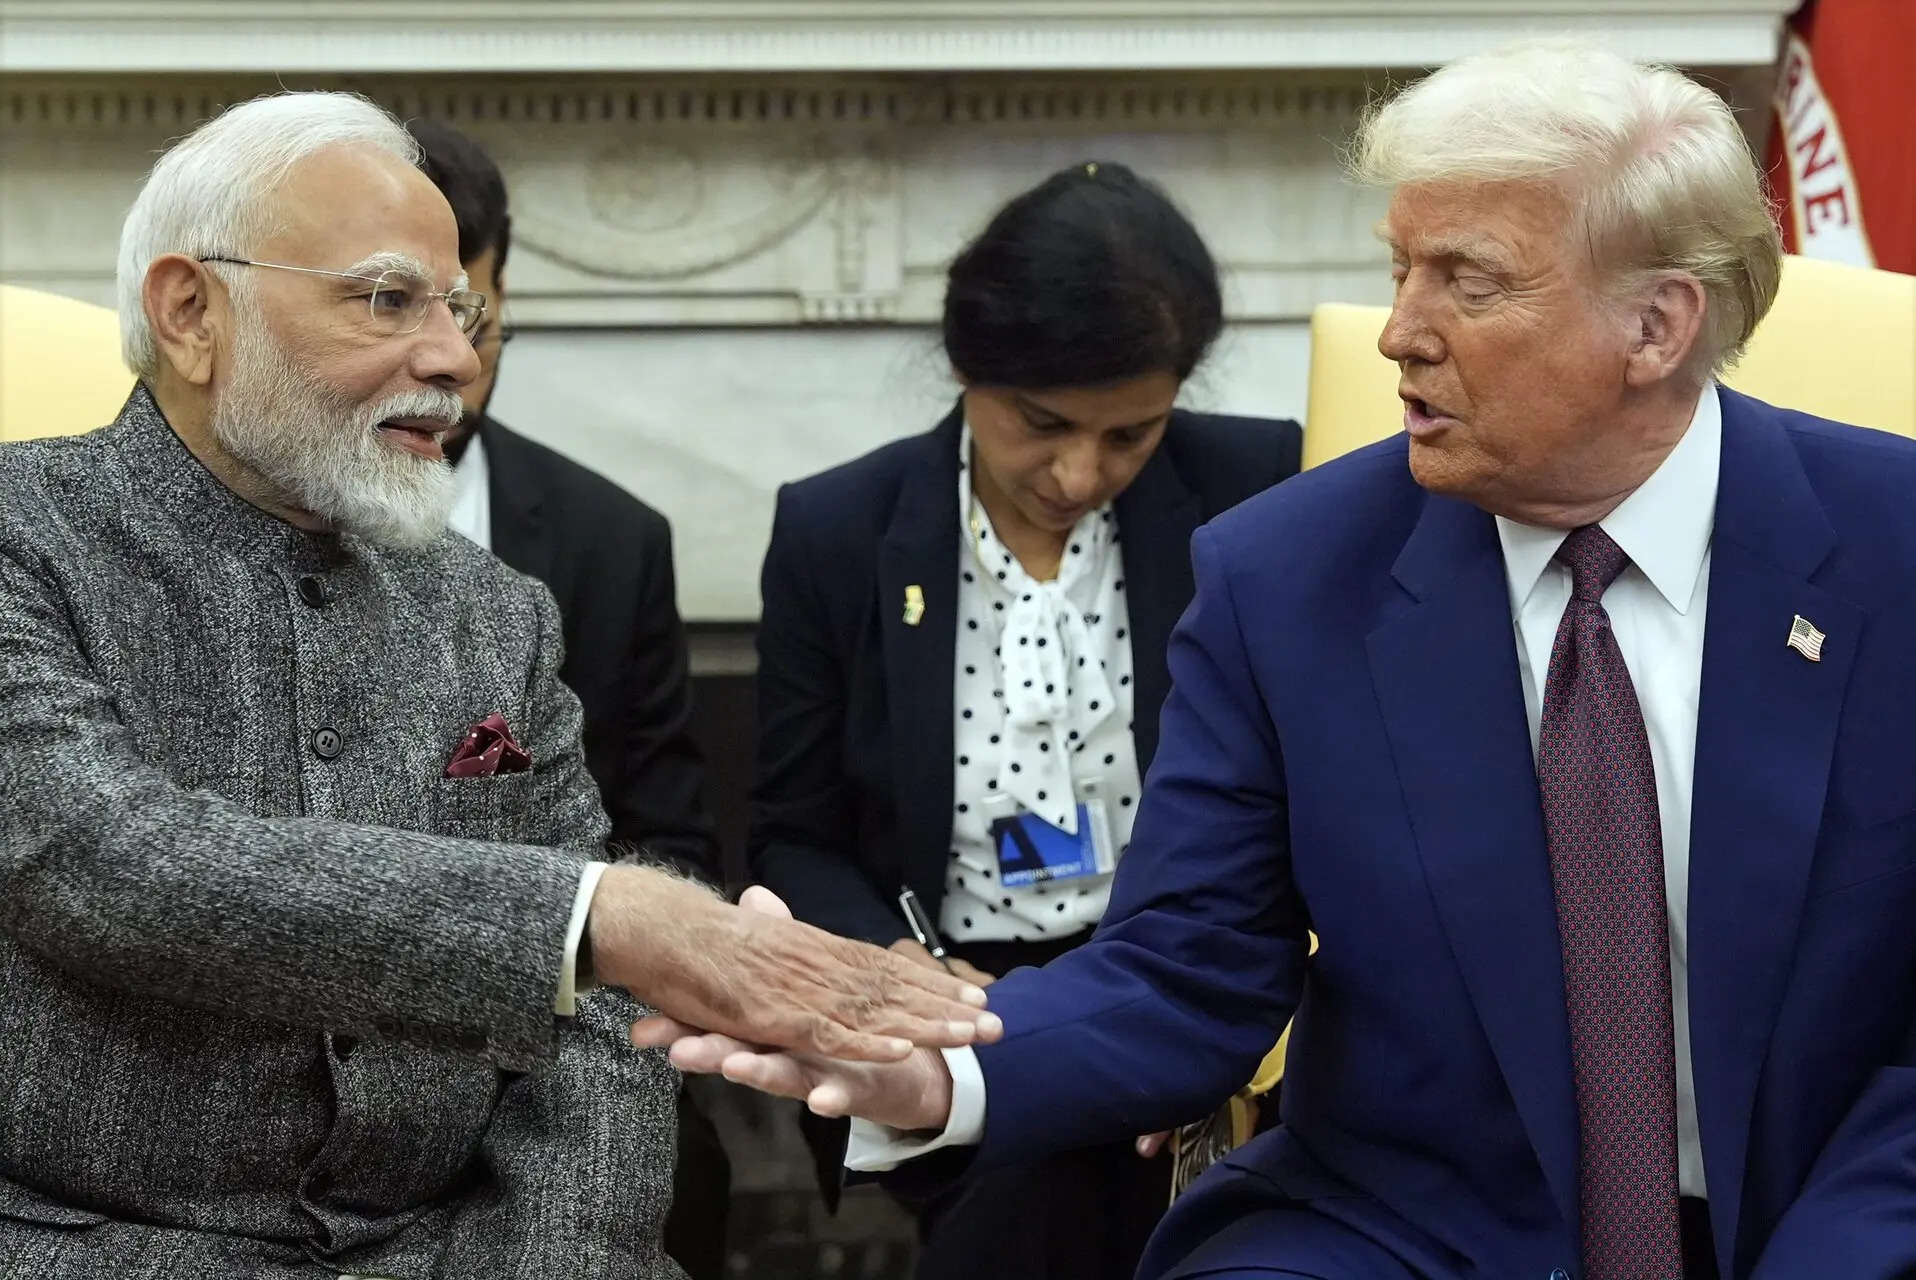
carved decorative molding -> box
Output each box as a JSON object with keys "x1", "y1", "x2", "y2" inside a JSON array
[
  {"x1": 0, "y1": 74, "x2": 1398, "y2": 326},
  {"x1": 2, "y1": 76, "x2": 1376, "y2": 130},
  {"x1": 0, "y1": 56, "x2": 1779, "y2": 330},
  {"x1": 1, "y1": 1, "x2": 1795, "y2": 73},
  {"x1": 516, "y1": 136, "x2": 856, "y2": 281}
]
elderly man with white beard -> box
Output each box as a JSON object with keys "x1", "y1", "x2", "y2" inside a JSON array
[{"x1": 0, "y1": 92, "x2": 996, "y2": 1279}]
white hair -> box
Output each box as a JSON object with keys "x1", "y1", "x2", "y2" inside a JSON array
[
  {"x1": 117, "y1": 91, "x2": 420, "y2": 377},
  {"x1": 1351, "y1": 39, "x2": 1783, "y2": 375}
]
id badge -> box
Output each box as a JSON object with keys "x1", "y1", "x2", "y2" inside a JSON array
[{"x1": 985, "y1": 784, "x2": 1116, "y2": 889}]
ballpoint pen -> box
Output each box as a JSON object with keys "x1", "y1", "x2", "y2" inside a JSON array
[{"x1": 897, "y1": 886, "x2": 955, "y2": 974}]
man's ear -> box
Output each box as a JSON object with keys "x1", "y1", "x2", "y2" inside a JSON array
[
  {"x1": 142, "y1": 254, "x2": 224, "y2": 387},
  {"x1": 1623, "y1": 273, "x2": 1707, "y2": 389}
]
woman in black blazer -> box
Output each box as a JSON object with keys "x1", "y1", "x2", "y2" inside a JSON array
[{"x1": 749, "y1": 162, "x2": 1301, "y2": 1280}]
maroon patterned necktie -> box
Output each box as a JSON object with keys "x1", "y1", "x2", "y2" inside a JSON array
[{"x1": 1536, "y1": 525, "x2": 1683, "y2": 1279}]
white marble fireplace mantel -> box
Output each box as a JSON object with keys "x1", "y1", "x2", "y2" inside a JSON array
[
  {"x1": 2, "y1": 2, "x2": 1796, "y2": 73},
  {"x1": 0, "y1": 2, "x2": 1789, "y2": 622}
]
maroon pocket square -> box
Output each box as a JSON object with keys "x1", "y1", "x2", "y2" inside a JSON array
[{"x1": 445, "y1": 712, "x2": 532, "y2": 778}]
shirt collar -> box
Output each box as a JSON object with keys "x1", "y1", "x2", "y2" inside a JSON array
[
  {"x1": 1495, "y1": 381, "x2": 1721, "y2": 616},
  {"x1": 453, "y1": 428, "x2": 488, "y2": 494},
  {"x1": 447, "y1": 429, "x2": 491, "y2": 547}
]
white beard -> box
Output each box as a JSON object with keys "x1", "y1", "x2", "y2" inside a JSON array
[{"x1": 210, "y1": 306, "x2": 460, "y2": 551}]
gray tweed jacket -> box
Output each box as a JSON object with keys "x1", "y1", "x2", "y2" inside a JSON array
[{"x1": 0, "y1": 387, "x2": 683, "y2": 1279}]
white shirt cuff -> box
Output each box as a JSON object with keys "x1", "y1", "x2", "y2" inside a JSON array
[
  {"x1": 554, "y1": 861, "x2": 608, "y2": 1016},
  {"x1": 844, "y1": 1045, "x2": 987, "y2": 1171}
]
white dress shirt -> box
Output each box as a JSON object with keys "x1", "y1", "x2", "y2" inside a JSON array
[
  {"x1": 852, "y1": 386, "x2": 1722, "y2": 1196},
  {"x1": 944, "y1": 425, "x2": 1144, "y2": 942},
  {"x1": 447, "y1": 429, "x2": 492, "y2": 552}
]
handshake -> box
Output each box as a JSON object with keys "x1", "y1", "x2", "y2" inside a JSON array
[{"x1": 588, "y1": 866, "x2": 995, "y2": 1132}]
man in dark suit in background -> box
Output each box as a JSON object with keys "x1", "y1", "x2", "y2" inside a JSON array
[{"x1": 409, "y1": 119, "x2": 732, "y2": 1280}]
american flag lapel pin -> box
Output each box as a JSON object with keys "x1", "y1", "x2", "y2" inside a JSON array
[
  {"x1": 1787, "y1": 614, "x2": 1826, "y2": 662},
  {"x1": 903, "y1": 585, "x2": 926, "y2": 627}
]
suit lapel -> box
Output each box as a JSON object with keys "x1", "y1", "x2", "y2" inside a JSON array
[
  {"x1": 479, "y1": 419, "x2": 554, "y2": 587},
  {"x1": 1365, "y1": 494, "x2": 1581, "y2": 1235},
  {"x1": 877, "y1": 408, "x2": 964, "y2": 903},
  {"x1": 1116, "y1": 431, "x2": 1201, "y2": 773},
  {"x1": 1686, "y1": 390, "x2": 1859, "y2": 1268}
]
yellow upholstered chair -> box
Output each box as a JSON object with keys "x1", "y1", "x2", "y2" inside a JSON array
[
  {"x1": 1303, "y1": 255, "x2": 1916, "y2": 469},
  {"x1": 0, "y1": 284, "x2": 134, "y2": 443}
]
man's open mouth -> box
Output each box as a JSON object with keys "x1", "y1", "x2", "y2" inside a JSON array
[{"x1": 377, "y1": 418, "x2": 449, "y2": 460}]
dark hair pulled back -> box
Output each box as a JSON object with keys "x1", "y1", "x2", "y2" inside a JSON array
[{"x1": 942, "y1": 160, "x2": 1222, "y2": 390}]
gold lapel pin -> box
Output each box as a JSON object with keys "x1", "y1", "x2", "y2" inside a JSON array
[
  {"x1": 903, "y1": 585, "x2": 925, "y2": 627},
  {"x1": 1787, "y1": 614, "x2": 1826, "y2": 663}
]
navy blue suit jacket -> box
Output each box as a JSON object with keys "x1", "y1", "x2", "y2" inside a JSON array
[{"x1": 974, "y1": 389, "x2": 1916, "y2": 1279}]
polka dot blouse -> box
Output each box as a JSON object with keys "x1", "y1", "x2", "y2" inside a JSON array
[{"x1": 942, "y1": 424, "x2": 1144, "y2": 943}]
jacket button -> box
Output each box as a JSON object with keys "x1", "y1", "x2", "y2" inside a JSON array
[
  {"x1": 310, "y1": 727, "x2": 343, "y2": 760},
  {"x1": 1550, "y1": 1270, "x2": 1570, "y2": 1280},
  {"x1": 296, "y1": 575, "x2": 328, "y2": 608}
]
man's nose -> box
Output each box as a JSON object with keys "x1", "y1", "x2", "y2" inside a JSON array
[
  {"x1": 412, "y1": 301, "x2": 482, "y2": 389},
  {"x1": 1378, "y1": 291, "x2": 1442, "y2": 366}
]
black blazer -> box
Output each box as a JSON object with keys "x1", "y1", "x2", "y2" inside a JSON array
[
  {"x1": 481, "y1": 415, "x2": 719, "y2": 881},
  {"x1": 749, "y1": 405, "x2": 1302, "y2": 946}
]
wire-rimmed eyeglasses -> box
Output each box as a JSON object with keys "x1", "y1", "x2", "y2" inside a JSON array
[
  {"x1": 472, "y1": 321, "x2": 517, "y2": 354},
  {"x1": 197, "y1": 255, "x2": 487, "y2": 338}
]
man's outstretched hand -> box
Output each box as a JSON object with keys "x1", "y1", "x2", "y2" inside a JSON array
[
  {"x1": 592, "y1": 871, "x2": 1001, "y2": 1064},
  {"x1": 631, "y1": 885, "x2": 960, "y2": 1133}
]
